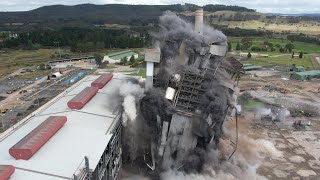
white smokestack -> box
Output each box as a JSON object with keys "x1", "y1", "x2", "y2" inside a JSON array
[
  {"x1": 146, "y1": 62, "x2": 154, "y2": 89},
  {"x1": 145, "y1": 49, "x2": 161, "y2": 89},
  {"x1": 195, "y1": 8, "x2": 204, "y2": 35}
]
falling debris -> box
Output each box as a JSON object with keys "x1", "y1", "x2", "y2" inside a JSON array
[{"x1": 107, "y1": 9, "x2": 273, "y2": 180}]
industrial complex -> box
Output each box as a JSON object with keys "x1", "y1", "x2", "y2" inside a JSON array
[
  {"x1": 0, "y1": 6, "x2": 320, "y2": 180},
  {"x1": 0, "y1": 73, "x2": 123, "y2": 180}
]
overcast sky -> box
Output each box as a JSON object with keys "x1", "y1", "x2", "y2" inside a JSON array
[{"x1": 1, "y1": 0, "x2": 320, "y2": 14}]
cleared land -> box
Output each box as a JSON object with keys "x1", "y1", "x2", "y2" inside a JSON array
[
  {"x1": 0, "y1": 49, "x2": 59, "y2": 76},
  {"x1": 0, "y1": 48, "x2": 144, "y2": 76},
  {"x1": 238, "y1": 74, "x2": 320, "y2": 179},
  {"x1": 226, "y1": 20, "x2": 320, "y2": 35},
  {"x1": 181, "y1": 10, "x2": 320, "y2": 35}
]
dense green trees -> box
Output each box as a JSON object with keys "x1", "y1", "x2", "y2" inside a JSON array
[
  {"x1": 204, "y1": 4, "x2": 255, "y2": 12},
  {"x1": 279, "y1": 47, "x2": 285, "y2": 53},
  {"x1": 241, "y1": 38, "x2": 253, "y2": 50},
  {"x1": 299, "y1": 52, "x2": 303, "y2": 58},
  {"x1": 285, "y1": 43, "x2": 294, "y2": 53},
  {"x1": 251, "y1": 46, "x2": 261, "y2": 51},
  {"x1": 236, "y1": 42, "x2": 241, "y2": 50},
  {"x1": 227, "y1": 42, "x2": 232, "y2": 51},
  {"x1": 129, "y1": 55, "x2": 135, "y2": 63},
  {"x1": 120, "y1": 57, "x2": 127, "y2": 65},
  {"x1": 94, "y1": 53, "x2": 103, "y2": 67},
  {"x1": 216, "y1": 27, "x2": 272, "y2": 37},
  {"x1": 287, "y1": 34, "x2": 320, "y2": 45},
  {"x1": 2, "y1": 28, "x2": 145, "y2": 51},
  {"x1": 234, "y1": 40, "x2": 298, "y2": 53},
  {"x1": 247, "y1": 52, "x2": 252, "y2": 58},
  {"x1": 231, "y1": 13, "x2": 260, "y2": 21}
]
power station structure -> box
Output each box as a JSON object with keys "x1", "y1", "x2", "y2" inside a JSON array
[
  {"x1": 141, "y1": 8, "x2": 241, "y2": 172},
  {"x1": 0, "y1": 73, "x2": 123, "y2": 180}
]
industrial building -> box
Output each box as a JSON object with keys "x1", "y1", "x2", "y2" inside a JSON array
[
  {"x1": 290, "y1": 65, "x2": 305, "y2": 72},
  {"x1": 0, "y1": 73, "x2": 123, "y2": 180},
  {"x1": 291, "y1": 70, "x2": 320, "y2": 80},
  {"x1": 103, "y1": 50, "x2": 138, "y2": 64},
  {"x1": 48, "y1": 56, "x2": 95, "y2": 64}
]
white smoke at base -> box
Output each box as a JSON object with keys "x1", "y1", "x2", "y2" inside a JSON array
[
  {"x1": 118, "y1": 81, "x2": 145, "y2": 124},
  {"x1": 123, "y1": 95, "x2": 137, "y2": 122}
]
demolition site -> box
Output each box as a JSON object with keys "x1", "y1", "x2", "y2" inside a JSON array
[{"x1": 0, "y1": 8, "x2": 320, "y2": 180}]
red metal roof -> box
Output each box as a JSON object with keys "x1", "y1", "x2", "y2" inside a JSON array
[
  {"x1": 0, "y1": 165, "x2": 15, "y2": 180},
  {"x1": 67, "y1": 86, "x2": 99, "y2": 109},
  {"x1": 9, "y1": 116, "x2": 67, "y2": 160},
  {"x1": 91, "y1": 74, "x2": 113, "y2": 89}
]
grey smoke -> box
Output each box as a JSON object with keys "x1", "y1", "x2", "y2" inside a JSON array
[
  {"x1": 108, "y1": 11, "x2": 273, "y2": 180},
  {"x1": 144, "y1": 10, "x2": 239, "y2": 174}
]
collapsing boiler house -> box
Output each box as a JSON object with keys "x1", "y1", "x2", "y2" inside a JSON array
[{"x1": 142, "y1": 9, "x2": 241, "y2": 172}]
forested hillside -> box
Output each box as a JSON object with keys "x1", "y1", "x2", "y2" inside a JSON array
[{"x1": 0, "y1": 4, "x2": 255, "y2": 31}]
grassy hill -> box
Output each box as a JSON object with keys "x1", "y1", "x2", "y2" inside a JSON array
[
  {"x1": 179, "y1": 10, "x2": 320, "y2": 35},
  {"x1": 207, "y1": 12, "x2": 320, "y2": 35}
]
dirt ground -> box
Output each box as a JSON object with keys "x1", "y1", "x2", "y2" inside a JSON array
[
  {"x1": 0, "y1": 68, "x2": 93, "y2": 131},
  {"x1": 238, "y1": 73, "x2": 320, "y2": 179}
]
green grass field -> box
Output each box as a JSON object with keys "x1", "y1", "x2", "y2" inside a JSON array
[
  {"x1": 228, "y1": 37, "x2": 320, "y2": 70},
  {"x1": 129, "y1": 68, "x2": 146, "y2": 78},
  {"x1": 245, "y1": 54, "x2": 314, "y2": 70},
  {"x1": 229, "y1": 37, "x2": 320, "y2": 53}
]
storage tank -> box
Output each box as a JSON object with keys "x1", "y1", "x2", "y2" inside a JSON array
[{"x1": 66, "y1": 71, "x2": 87, "y2": 85}]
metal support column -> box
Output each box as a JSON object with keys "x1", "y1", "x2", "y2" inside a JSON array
[{"x1": 85, "y1": 156, "x2": 90, "y2": 180}]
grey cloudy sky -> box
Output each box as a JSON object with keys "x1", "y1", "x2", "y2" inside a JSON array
[{"x1": 0, "y1": 0, "x2": 320, "y2": 14}]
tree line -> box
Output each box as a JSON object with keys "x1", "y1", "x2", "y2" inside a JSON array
[
  {"x1": 287, "y1": 33, "x2": 320, "y2": 45},
  {"x1": 209, "y1": 13, "x2": 260, "y2": 22},
  {"x1": 211, "y1": 25, "x2": 273, "y2": 37},
  {"x1": 1, "y1": 28, "x2": 146, "y2": 52},
  {"x1": 235, "y1": 38, "x2": 296, "y2": 53}
]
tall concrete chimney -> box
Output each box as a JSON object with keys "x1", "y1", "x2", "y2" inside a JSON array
[
  {"x1": 145, "y1": 49, "x2": 161, "y2": 89},
  {"x1": 195, "y1": 9, "x2": 204, "y2": 35}
]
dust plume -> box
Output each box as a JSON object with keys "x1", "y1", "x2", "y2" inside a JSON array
[{"x1": 109, "y1": 10, "x2": 278, "y2": 180}]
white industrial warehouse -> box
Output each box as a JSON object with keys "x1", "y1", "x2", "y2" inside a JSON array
[{"x1": 0, "y1": 74, "x2": 125, "y2": 180}]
